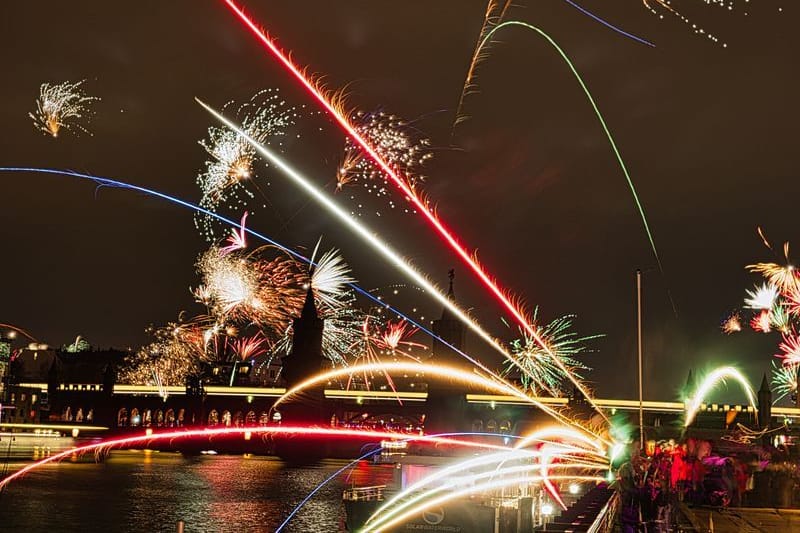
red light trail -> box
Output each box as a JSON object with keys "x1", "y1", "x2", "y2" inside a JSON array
[
  {"x1": 221, "y1": 0, "x2": 605, "y2": 420},
  {"x1": 0, "y1": 426, "x2": 513, "y2": 491}
]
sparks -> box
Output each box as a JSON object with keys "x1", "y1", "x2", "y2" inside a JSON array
[
  {"x1": 29, "y1": 80, "x2": 100, "y2": 138},
  {"x1": 221, "y1": 211, "x2": 249, "y2": 255},
  {"x1": 751, "y1": 309, "x2": 772, "y2": 333},
  {"x1": 721, "y1": 312, "x2": 742, "y2": 334},
  {"x1": 744, "y1": 282, "x2": 779, "y2": 310},
  {"x1": 684, "y1": 366, "x2": 758, "y2": 427},
  {"x1": 196, "y1": 89, "x2": 297, "y2": 241},
  {"x1": 776, "y1": 330, "x2": 800, "y2": 366},
  {"x1": 199, "y1": 13, "x2": 607, "y2": 418}
]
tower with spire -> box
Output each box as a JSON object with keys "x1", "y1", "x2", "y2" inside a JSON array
[
  {"x1": 281, "y1": 285, "x2": 325, "y2": 388},
  {"x1": 758, "y1": 373, "x2": 772, "y2": 430},
  {"x1": 431, "y1": 269, "x2": 466, "y2": 367},
  {"x1": 426, "y1": 270, "x2": 469, "y2": 433}
]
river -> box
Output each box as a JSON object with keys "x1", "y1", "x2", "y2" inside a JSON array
[{"x1": 0, "y1": 451, "x2": 395, "y2": 532}]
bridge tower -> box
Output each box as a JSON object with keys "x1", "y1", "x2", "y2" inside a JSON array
[
  {"x1": 431, "y1": 269, "x2": 466, "y2": 367},
  {"x1": 279, "y1": 285, "x2": 327, "y2": 426},
  {"x1": 758, "y1": 373, "x2": 771, "y2": 430},
  {"x1": 426, "y1": 270, "x2": 468, "y2": 434}
]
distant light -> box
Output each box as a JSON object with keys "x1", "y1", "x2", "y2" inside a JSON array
[
  {"x1": 244, "y1": 431, "x2": 252, "y2": 441},
  {"x1": 71, "y1": 428, "x2": 80, "y2": 438},
  {"x1": 541, "y1": 503, "x2": 554, "y2": 516},
  {"x1": 569, "y1": 483, "x2": 579, "y2": 495},
  {"x1": 145, "y1": 428, "x2": 153, "y2": 436},
  {"x1": 7, "y1": 331, "x2": 16, "y2": 340}
]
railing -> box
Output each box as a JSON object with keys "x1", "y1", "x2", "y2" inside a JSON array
[
  {"x1": 343, "y1": 484, "x2": 386, "y2": 502},
  {"x1": 587, "y1": 490, "x2": 619, "y2": 533}
]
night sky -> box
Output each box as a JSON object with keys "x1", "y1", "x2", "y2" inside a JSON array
[{"x1": 1, "y1": 1, "x2": 797, "y2": 401}]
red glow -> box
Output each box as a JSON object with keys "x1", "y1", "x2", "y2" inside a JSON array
[
  {"x1": 221, "y1": 0, "x2": 600, "y2": 415},
  {"x1": 0, "y1": 426, "x2": 509, "y2": 490}
]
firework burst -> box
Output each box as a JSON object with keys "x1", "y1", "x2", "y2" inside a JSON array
[
  {"x1": 196, "y1": 246, "x2": 304, "y2": 334},
  {"x1": 744, "y1": 282, "x2": 779, "y2": 310},
  {"x1": 221, "y1": 211, "x2": 249, "y2": 255},
  {"x1": 502, "y1": 311, "x2": 599, "y2": 396},
  {"x1": 771, "y1": 360, "x2": 798, "y2": 404},
  {"x1": 747, "y1": 262, "x2": 799, "y2": 295},
  {"x1": 337, "y1": 110, "x2": 432, "y2": 216},
  {"x1": 29, "y1": 80, "x2": 100, "y2": 138},
  {"x1": 230, "y1": 332, "x2": 271, "y2": 361},
  {"x1": 195, "y1": 89, "x2": 299, "y2": 240},
  {"x1": 776, "y1": 330, "x2": 800, "y2": 366},
  {"x1": 751, "y1": 309, "x2": 772, "y2": 333},
  {"x1": 119, "y1": 321, "x2": 207, "y2": 390},
  {"x1": 309, "y1": 248, "x2": 356, "y2": 311},
  {"x1": 721, "y1": 312, "x2": 742, "y2": 334}
]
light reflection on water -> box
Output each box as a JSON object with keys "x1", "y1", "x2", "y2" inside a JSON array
[{"x1": 0, "y1": 451, "x2": 394, "y2": 532}]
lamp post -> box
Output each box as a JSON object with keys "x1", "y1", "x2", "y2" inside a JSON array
[{"x1": 637, "y1": 269, "x2": 644, "y2": 450}]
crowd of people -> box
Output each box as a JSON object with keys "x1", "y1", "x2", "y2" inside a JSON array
[{"x1": 616, "y1": 438, "x2": 754, "y2": 532}]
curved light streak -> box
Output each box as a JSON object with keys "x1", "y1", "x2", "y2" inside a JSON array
[
  {"x1": 477, "y1": 21, "x2": 662, "y2": 282},
  {"x1": 0, "y1": 323, "x2": 39, "y2": 343},
  {"x1": 563, "y1": 0, "x2": 655, "y2": 47},
  {"x1": 0, "y1": 168, "x2": 479, "y2": 380},
  {"x1": 365, "y1": 473, "x2": 605, "y2": 533},
  {"x1": 0, "y1": 426, "x2": 511, "y2": 491},
  {"x1": 364, "y1": 449, "x2": 536, "y2": 528},
  {"x1": 367, "y1": 463, "x2": 602, "y2": 531},
  {"x1": 199, "y1": 101, "x2": 604, "y2": 433},
  {"x1": 514, "y1": 425, "x2": 606, "y2": 456},
  {"x1": 0, "y1": 167, "x2": 605, "y2": 443},
  {"x1": 278, "y1": 431, "x2": 526, "y2": 532},
  {"x1": 220, "y1": 0, "x2": 606, "y2": 422},
  {"x1": 275, "y1": 361, "x2": 537, "y2": 412},
  {"x1": 365, "y1": 444, "x2": 605, "y2": 530},
  {"x1": 684, "y1": 366, "x2": 758, "y2": 427}
]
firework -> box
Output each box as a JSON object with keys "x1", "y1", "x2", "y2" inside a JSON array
[
  {"x1": 338, "y1": 111, "x2": 432, "y2": 217},
  {"x1": 380, "y1": 320, "x2": 427, "y2": 359},
  {"x1": 196, "y1": 245, "x2": 304, "y2": 333},
  {"x1": 750, "y1": 309, "x2": 772, "y2": 333},
  {"x1": 198, "y1": 98, "x2": 605, "y2": 424},
  {"x1": 309, "y1": 247, "x2": 356, "y2": 310},
  {"x1": 776, "y1": 330, "x2": 800, "y2": 366},
  {"x1": 684, "y1": 366, "x2": 758, "y2": 427},
  {"x1": 721, "y1": 312, "x2": 742, "y2": 334},
  {"x1": 771, "y1": 360, "x2": 798, "y2": 403},
  {"x1": 118, "y1": 321, "x2": 206, "y2": 389},
  {"x1": 364, "y1": 424, "x2": 608, "y2": 530},
  {"x1": 230, "y1": 332, "x2": 270, "y2": 361},
  {"x1": 197, "y1": 247, "x2": 260, "y2": 315},
  {"x1": 195, "y1": 89, "x2": 298, "y2": 241},
  {"x1": 450, "y1": 0, "x2": 513, "y2": 134},
  {"x1": 218, "y1": 4, "x2": 608, "y2": 421},
  {"x1": 1, "y1": 167, "x2": 488, "y2": 401},
  {"x1": 502, "y1": 312, "x2": 599, "y2": 396},
  {"x1": 747, "y1": 262, "x2": 799, "y2": 294},
  {"x1": 451, "y1": 0, "x2": 653, "y2": 135},
  {"x1": 771, "y1": 303, "x2": 791, "y2": 333},
  {"x1": 29, "y1": 80, "x2": 100, "y2": 138},
  {"x1": 345, "y1": 317, "x2": 428, "y2": 394},
  {"x1": 220, "y1": 211, "x2": 249, "y2": 255},
  {"x1": 744, "y1": 282, "x2": 779, "y2": 310}
]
